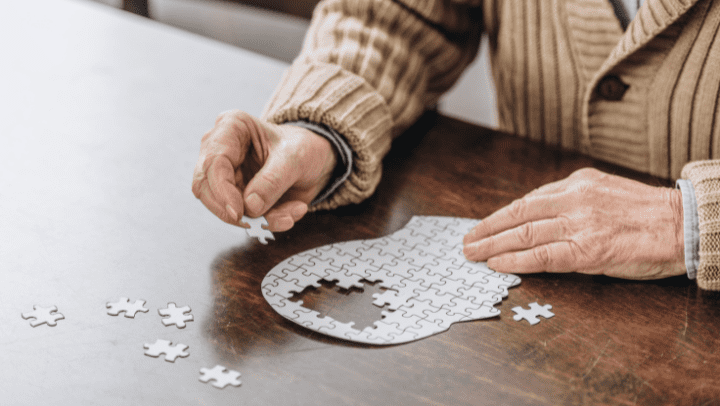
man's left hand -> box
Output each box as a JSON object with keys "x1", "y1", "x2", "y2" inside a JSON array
[{"x1": 463, "y1": 168, "x2": 686, "y2": 280}]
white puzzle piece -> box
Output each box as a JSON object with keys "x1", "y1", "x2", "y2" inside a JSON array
[
  {"x1": 261, "y1": 216, "x2": 521, "y2": 345},
  {"x1": 512, "y1": 302, "x2": 554, "y2": 325},
  {"x1": 241, "y1": 215, "x2": 274, "y2": 245},
  {"x1": 199, "y1": 365, "x2": 242, "y2": 389},
  {"x1": 106, "y1": 297, "x2": 149, "y2": 318},
  {"x1": 143, "y1": 339, "x2": 190, "y2": 362},
  {"x1": 158, "y1": 303, "x2": 194, "y2": 328},
  {"x1": 21, "y1": 305, "x2": 65, "y2": 327}
]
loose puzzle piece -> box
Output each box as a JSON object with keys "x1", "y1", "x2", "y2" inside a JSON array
[
  {"x1": 21, "y1": 305, "x2": 65, "y2": 327},
  {"x1": 512, "y1": 302, "x2": 554, "y2": 325},
  {"x1": 143, "y1": 339, "x2": 190, "y2": 362},
  {"x1": 158, "y1": 303, "x2": 194, "y2": 328},
  {"x1": 106, "y1": 297, "x2": 149, "y2": 318},
  {"x1": 241, "y1": 215, "x2": 274, "y2": 245},
  {"x1": 199, "y1": 365, "x2": 242, "y2": 389},
  {"x1": 261, "y1": 216, "x2": 522, "y2": 345}
]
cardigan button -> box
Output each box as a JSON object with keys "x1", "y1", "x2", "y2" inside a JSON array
[{"x1": 596, "y1": 75, "x2": 629, "y2": 101}]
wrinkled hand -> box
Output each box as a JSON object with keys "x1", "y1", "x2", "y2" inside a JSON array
[
  {"x1": 463, "y1": 168, "x2": 686, "y2": 280},
  {"x1": 192, "y1": 110, "x2": 337, "y2": 232}
]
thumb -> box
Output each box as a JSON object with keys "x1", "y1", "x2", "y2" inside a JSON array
[{"x1": 243, "y1": 152, "x2": 299, "y2": 217}]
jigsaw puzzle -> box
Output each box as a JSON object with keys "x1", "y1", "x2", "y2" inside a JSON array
[
  {"x1": 241, "y1": 215, "x2": 274, "y2": 244},
  {"x1": 199, "y1": 365, "x2": 242, "y2": 389},
  {"x1": 158, "y1": 303, "x2": 194, "y2": 328},
  {"x1": 143, "y1": 339, "x2": 190, "y2": 362},
  {"x1": 106, "y1": 297, "x2": 149, "y2": 318},
  {"x1": 21, "y1": 305, "x2": 65, "y2": 327},
  {"x1": 512, "y1": 302, "x2": 554, "y2": 325},
  {"x1": 261, "y1": 216, "x2": 521, "y2": 345}
]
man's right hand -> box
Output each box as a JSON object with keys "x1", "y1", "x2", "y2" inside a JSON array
[{"x1": 192, "y1": 110, "x2": 338, "y2": 232}]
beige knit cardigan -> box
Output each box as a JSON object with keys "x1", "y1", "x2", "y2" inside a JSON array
[{"x1": 261, "y1": 0, "x2": 720, "y2": 290}]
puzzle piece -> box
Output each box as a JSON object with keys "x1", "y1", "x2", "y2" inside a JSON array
[
  {"x1": 261, "y1": 216, "x2": 522, "y2": 345},
  {"x1": 371, "y1": 289, "x2": 418, "y2": 310},
  {"x1": 21, "y1": 305, "x2": 64, "y2": 327},
  {"x1": 241, "y1": 215, "x2": 274, "y2": 244},
  {"x1": 199, "y1": 365, "x2": 242, "y2": 389},
  {"x1": 158, "y1": 303, "x2": 194, "y2": 328},
  {"x1": 512, "y1": 302, "x2": 554, "y2": 325},
  {"x1": 143, "y1": 339, "x2": 189, "y2": 362},
  {"x1": 106, "y1": 298, "x2": 149, "y2": 318},
  {"x1": 323, "y1": 268, "x2": 365, "y2": 290}
]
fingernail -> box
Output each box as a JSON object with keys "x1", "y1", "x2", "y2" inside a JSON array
[
  {"x1": 225, "y1": 204, "x2": 238, "y2": 222},
  {"x1": 246, "y1": 193, "x2": 264, "y2": 214}
]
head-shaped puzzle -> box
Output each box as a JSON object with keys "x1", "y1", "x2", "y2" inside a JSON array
[{"x1": 261, "y1": 216, "x2": 520, "y2": 344}]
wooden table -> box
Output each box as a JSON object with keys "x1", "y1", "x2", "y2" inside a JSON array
[{"x1": 2, "y1": 1, "x2": 719, "y2": 405}]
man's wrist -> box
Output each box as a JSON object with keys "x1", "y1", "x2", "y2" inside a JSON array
[{"x1": 284, "y1": 121, "x2": 354, "y2": 207}]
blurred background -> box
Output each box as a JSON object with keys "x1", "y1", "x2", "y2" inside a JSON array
[{"x1": 89, "y1": 0, "x2": 497, "y2": 128}]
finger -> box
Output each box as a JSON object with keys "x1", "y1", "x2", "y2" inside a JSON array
[
  {"x1": 195, "y1": 180, "x2": 241, "y2": 225},
  {"x1": 464, "y1": 193, "x2": 570, "y2": 244},
  {"x1": 264, "y1": 201, "x2": 309, "y2": 232},
  {"x1": 213, "y1": 110, "x2": 259, "y2": 166},
  {"x1": 243, "y1": 152, "x2": 300, "y2": 218},
  {"x1": 463, "y1": 218, "x2": 566, "y2": 261},
  {"x1": 206, "y1": 155, "x2": 245, "y2": 222},
  {"x1": 487, "y1": 241, "x2": 578, "y2": 274}
]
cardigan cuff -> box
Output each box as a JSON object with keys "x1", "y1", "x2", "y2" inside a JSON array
[
  {"x1": 676, "y1": 179, "x2": 699, "y2": 280},
  {"x1": 681, "y1": 160, "x2": 720, "y2": 290},
  {"x1": 260, "y1": 61, "x2": 393, "y2": 211}
]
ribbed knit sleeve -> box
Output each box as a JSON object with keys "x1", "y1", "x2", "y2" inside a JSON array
[
  {"x1": 681, "y1": 160, "x2": 720, "y2": 291},
  {"x1": 260, "y1": 0, "x2": 483, "y2": 210}
]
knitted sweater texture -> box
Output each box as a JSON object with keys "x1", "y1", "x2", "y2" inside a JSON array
[{"x1": 261, "y1": 0, "x2": 720, "y2": 290}]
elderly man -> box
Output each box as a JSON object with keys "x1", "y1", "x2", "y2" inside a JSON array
[{"x1": 193, "y1": 0, "x2": 720, "y2": 290}]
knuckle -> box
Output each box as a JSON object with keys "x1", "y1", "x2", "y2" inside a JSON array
[
  {"x1": 216, "y1": 109, "x2": 244, "y2": 122},
  {"x1": 482, "y1": 235, "x2": 497, "y2": 254},
  {"x1": 556, "y1": 215, "x2": 573, "y2": 237},
  {"x1": 217, "y1": 110, "x2": 256, "y2": 133},
  {"x1": 572, "y1": 167, "x2": 599, "y2": 180},
  {"x1": 507, "y1": 198, "x2": 528, "y2": 220},
  {"x1": 569, "y1": 179, "x2": 594, "y2": 197},
  {"x1": 532, "y1": 245, "x2": 552, "y2": 268},
  {"x1": 516, "y1": 222, "x2": 535, "y2": 246}
]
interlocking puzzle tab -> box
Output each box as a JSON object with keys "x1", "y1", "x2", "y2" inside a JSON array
[
  {"x1": 199, "y1": 365, "x2": 242, "y2": 389},
  {"x1": 261, "y1": 216, "x2": 522, "y2": 345},
  {"x1": 512, "y1": 302, "x2": 554, "y2": 325},
  {"x1": 158, "y1": 303, "x2": 194, "y2": 328},
  {"x1": 106, "y1": 297, "x2": 149, "y2": 318},
  {"x1": 241, "y1": 215, "x2": 274, "y2": 245},
  {"x1": 21, "y1": 305, "x2": 65, "y2": 327},
  {"x1": 143, "y1": 339, "x2": 190, "y2": 362}
]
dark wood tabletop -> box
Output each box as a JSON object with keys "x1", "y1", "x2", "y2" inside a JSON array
[{"x1": 2, "y1": 1, "x2": 719, "y2": 405}]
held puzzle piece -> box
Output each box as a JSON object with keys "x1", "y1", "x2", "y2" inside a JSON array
[
  {"x1": 262, "y1": 216, "x2": 521, "y2": 345},
  {"x1": 512, "y1": 302, "x2": 554, "y2": 325},
  {"x1": 241, "y1": 215, "x2": 274, "y2": 245},
  {"x1": 21, "y1": 305, "x2": 65, "y2": 327}
]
